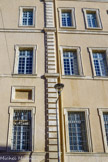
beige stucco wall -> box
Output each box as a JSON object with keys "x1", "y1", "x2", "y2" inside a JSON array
[
  {"x1": 0, "y1": 0, "x2": 44, "y2": 29},
  {"x1": 57, "y1": 0, "x2": 108, "y2": 31},
  {"x1": 56, "y1": 0, "x2": 108, "y2": 161},
  {"x1": 0, "y1": 1, "x2": 45, "y2": 161}
]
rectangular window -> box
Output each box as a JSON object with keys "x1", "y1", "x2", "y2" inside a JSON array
[
  {"x1": 22, "y1": 9, "x2": 33, "y2": 26},
  {"x1": 68, "y1": 112, "x2": 88, "y2": 152},
  {"x1": 87, "y1": 12, "x2": 97, "y2": 28},
  {"x1": 11, "y1": 110, "x2": 31, "y2": 151},
  {"x1": 93, "y1": 52, "x2": 108, "y2": 76},
  {"x1": 58, "y1": 8, "x2": 76, "y2": 28},
  {"x1": 14, "y1": 45, "x2": 37, "y2": 75},
  {"x1": 98, "y1": 109, "x2": 108, "y2": 152},
  {"x1": 63, "y1": 50, "x2": 78, "y2": 75},
  {"x1": 83, "y1": 9, "x2": 102, "y2": 29},
  {"x1": 103, "y1": 113, "x2": 108, "y2": 145},
  {"x1": 62, "y1": 11, "x2": 72, "y2": 27},
  {"x1": 60, "y1": 46, "x2": 83, "y2": 76},
  {"x1": 89, "y1": 48, "x2": 108, "y2": 77},
  {"x1": 19, "y1": 7, "x2": 36, "y2": 27},
  {"x1": 64, "y1": 108, "x2": 92, "y2": 153},
  {"x1": 18, "y1": 49, "x2": 33, "y2": 74}
]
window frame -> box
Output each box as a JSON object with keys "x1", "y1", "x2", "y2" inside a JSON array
[
  {"x1": 60, "y1": 46, "x2": 83, "y2": 76},
  {"x1": 83, "y1": 8, "x2": 102, "y2": 30},
  {"x1": 8, "y1": 106, "x2": 36, "y2": 152},
  {"x1": 58, "y1": 8, "x2": 76, "y2": 29},
  {"x1": 98, "y1": 108, "x2": 108, "y2": 153},
  {"x1": 88, "y1": 47, "x2": 108, "y2": 77},
  {"x1": 19, "y1": 7, "x2": 36, "y2": 27},
  {"x1": 13, "y1": 45, "x2": 37, "y2": 75},
  {"x1": 64, "y1": 108, "x2": 92, "y2": 153},
  {"x1": 11, "y1": 86, "x2": 35, "y2": 103}
]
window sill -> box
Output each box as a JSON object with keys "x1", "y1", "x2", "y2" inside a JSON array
[
  {"x1": 18, "y1": 25, "x2": 35, "y2": 28},
  {"x1": 86, "y1": 27, "x2": 102, "y2": 30},
  {"x1": 93, "y1": 76, "x2": 108, "y2": 80},
  {"x1": 11, "y1": 99, "x2": 34, "y2": 103},
  {"x1": 12, "y1": 74, "x2": 37, "y2": 78},
  {"x1": 62, "y1": 75, "x2": 84, "y2": 79},
  {"x1": 60, "y1": 26, "x2": 76, "y2": 29},
  {"x1": 65, "y1": 152, "x2": 108, "y2": 156}
]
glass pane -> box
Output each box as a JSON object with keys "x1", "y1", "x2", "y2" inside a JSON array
[
  {"x1": 93, "y1": 52, "x2": 108, "y2": 76},
  {"x1": 68, "y1": 112, "x2": 88, "y2": 152},
  {"x1": 62, "y1": 11, "x2": 72, "y2": 27},
  {"x1": 63, "y1": 51, "x2": 79, "y2": 75},
  {"x1": 11, "y1": 110, "x2": 31, "y2": 151}
]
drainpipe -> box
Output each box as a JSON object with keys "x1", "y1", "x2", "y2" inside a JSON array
[{"x1": 53, "y1": 0, "x2": 65, "y2": 161}]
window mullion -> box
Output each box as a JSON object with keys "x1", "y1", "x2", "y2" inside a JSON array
[{"x1": 69, "y1": 52, "x2": 72, "y2": 75}]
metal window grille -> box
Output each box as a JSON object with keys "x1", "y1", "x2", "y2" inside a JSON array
[
  {"x1": 93, "y1": 52, "x2": 108, "y2": 76},
  {"x1": 11, "y1": 110, "x2": 31, "y2": 151},
  {"x1": 68, "y1": 112, "x2": 88, "y2": 152},
  {"x1": 62, "y1": 11, "x2": 72, "y2": 27},
  {"x1": 87, "y1": 12, "x2": 98, "y2": 28},
  {"x1": 103, "y1": 113, "x2": 108, "y2": 145},
  {"x1": 18, "y1": 49, "x2": 33, "y2": 74},
  {"x1": 63, "y1": 51, "x2": 79, "y2": 75},
  {"x1": 22, "y1": 10, "x2": 33, "y2": 26}
]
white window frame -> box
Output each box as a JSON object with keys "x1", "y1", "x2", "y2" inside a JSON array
[
  {"x1": 19, "y1": 7, "x2": 36, "y2": 27},
  {"x1": 83, "y1": 8, "x2": 102, "y2": 30},
  {"x1": 11, "y1": 86, "x2": 35, "y2": 103},
  {"x1": 88, "y1": 47, "x2": 108, "y2": 77},
  {"x1": 60, "y1": 46, "x2": 83, "y2": 76},
  {"x1": 13, "y1": 45, "x2": 37, "y2": 75},
  {"x1": 64, "y1": 108, "x2": 92, "y2": 152},
  {"x1": 8, "y1": 106, "x2": 36, "y2": 152},
  {"x1": 58, "y1": 8, "x2": 76, "y2": 28},
  {"x1": 98, "y1": 108, "x2": 108, "y2": 152}
]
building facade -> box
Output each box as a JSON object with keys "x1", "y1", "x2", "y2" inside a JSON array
[{"x1": 1, "y1": 0, "x2": 108, "y2": 162}]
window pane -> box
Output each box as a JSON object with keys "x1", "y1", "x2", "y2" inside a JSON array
[
  {"x1": 62, "y1": 11, "x2": 72, "y2": 27},
  {"x1": 18, "y1": 49, "x2": 33, "y2": 74},
  {"x1": 22, "y1": 10, "x2": 33, "y2": 26},
  {"x1": 87, "y1": 12, "x2": 98, "y2": 28},
  {"x1": 103, "y1": 113, "x2": 108, "y2": 145},
  {"x1": 11, "y1": 110, "x2": 31, "y2": 151},
  {"x1": 68, "y1": 112, "x2": 88, "y2": 152},
  {"x1": 63, "y1": 51, "x2": 79, "y2": 75},
  {"x1": 93, "y1": 52, "x2": 108, "y2": 76}
]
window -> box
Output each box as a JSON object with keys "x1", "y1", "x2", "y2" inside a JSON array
[
  {"x1": 58, "y1": 8, "x2": 76, "y2": 28},
  {"x1": 12, "y1": 110, "x2": 31, "y2": 151},
  {"x1": 11, "y1": 86, "x2": 35, "y2": 102},
  {"x1": 60, "y1": 46, "x2": 83, "y2": 76},
  {"x1": 98, "y1": 109, "x2": 108, "y2": 152},
  {"x1": 19, "y1": 7, "x2": 36, "y2": 27},
  {"x1": 64, "y1": 108, "x2": 92, "y2": 152},
  {"x1": 89, "y1": 48, "x2": 108, "y2": 77},
  {"x1": 14, "y1": 45, "x2": 37, "y2": 75},
  {"x1": 68, "y1": 112, "x2": 88, "y2": 152},
  {"x1": 83, "y1": 9, "x2": 102, "y2": 29},
  {"x1": 8, "y1": 107, "x2": 35, "y2": 152}
]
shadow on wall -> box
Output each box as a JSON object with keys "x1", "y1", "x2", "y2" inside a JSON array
[{"x1": 0, "y1": 146, "x2": 33, "y2": 162}]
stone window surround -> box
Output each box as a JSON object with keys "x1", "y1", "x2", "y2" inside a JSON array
[
  {"x1": 11, "y1": 86, "x2": 35, "y2": 103},
  {"x1": 60, "y1": 46, "x2": 83, "y2": 76},
  {"x1": 8, "y1": 106, "x2": 36, "y2": 152},
  {"x1": 58, "y1": 8, "x2": 76, "y2": 29},
  {"x1": 19, "y1": 6, "x2": 36, "y2": 27},
  {"x1": 64, "y1": 108, "x2": 92, "y2": 153},
  {"x1": 13, "y1": 45, "x2": 37, "y2": 75},
  {"x1": 88, "y1": 47, "x2": 108, "y2": 77},
  {"x1": 83, "y1": 8, "x2": 102, "y2": 30},
  {"x1": 98, "y1": 108, "x2": 108, "y2": 153}
]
